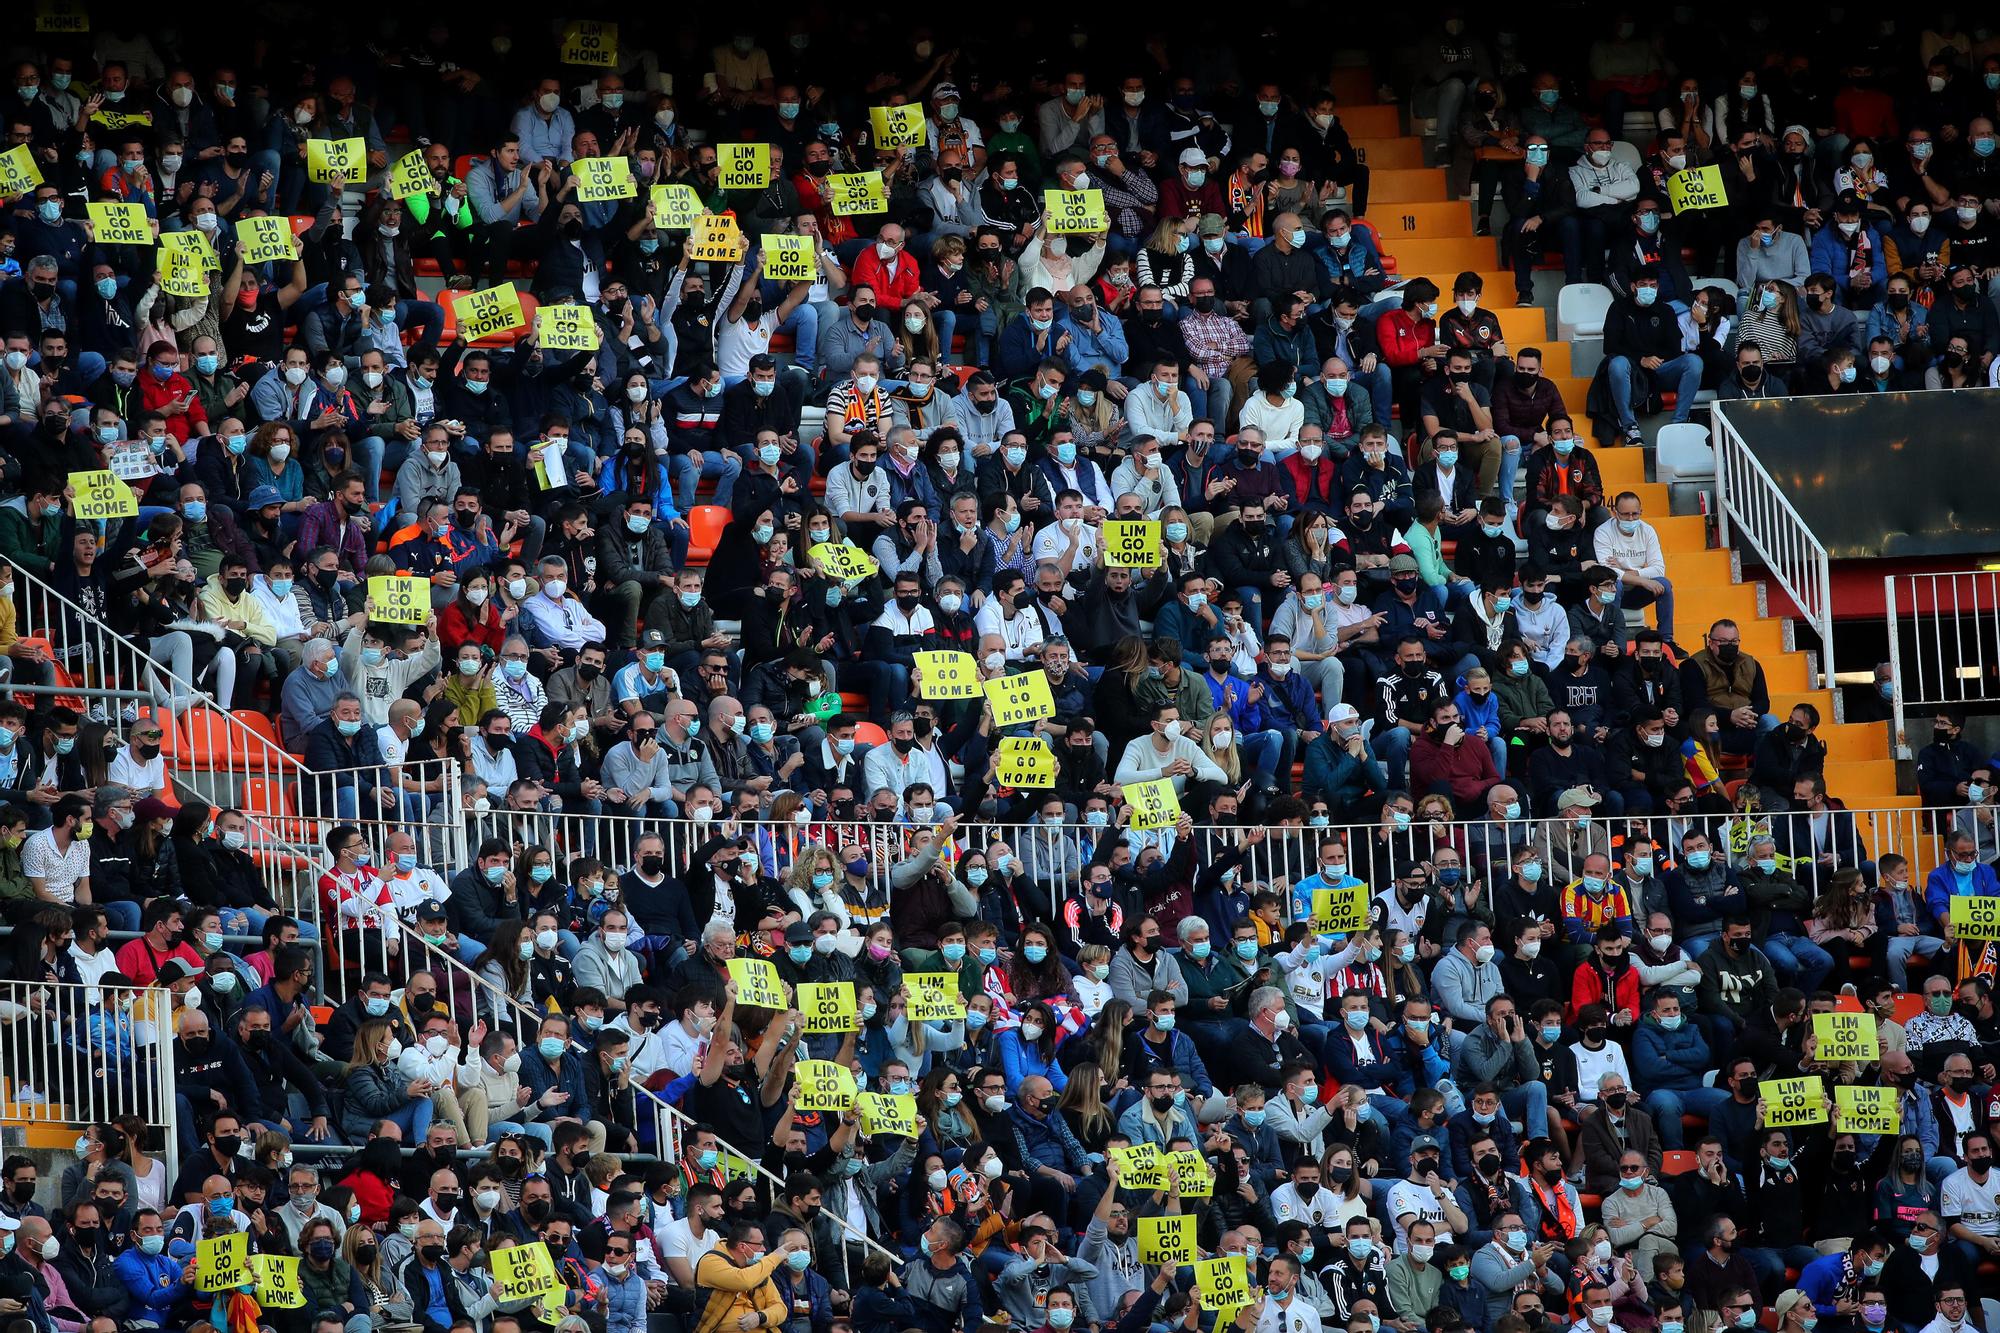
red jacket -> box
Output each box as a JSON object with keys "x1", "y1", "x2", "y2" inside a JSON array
[
  {"x1": 849, "y1": 248, "x2": 923, "y2": 306},
  {"x1": 1409, "y1": 729, "x2": 1497, "y2": 804},
  {"x1": 338, "y1": 1166, "x2": 396, "y2": 1226},
  {"x1": 1375, "y1": 309, "x2": 1436, "y2": 370},
  {"x1": 438, "y1": 598, "x2": 505, "y2": 657},
  {"x1": 1280, "y1": 451, "x2": 1341, "y2": 511},
  {"x1": 140, "y1": 367, "x2": 210, "y2": 443},
  {"x1": 1568, "y1": 958, "x2": 1643, "y2": 1023}
]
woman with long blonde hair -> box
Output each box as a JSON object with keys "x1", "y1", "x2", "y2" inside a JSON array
[{"x1": 1201, "y1": 713, "x2": 1243, "y2": 785}]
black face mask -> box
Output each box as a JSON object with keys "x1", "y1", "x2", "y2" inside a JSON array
[
  {"x1": 939, "y1": 166, "x2": 962, "y2": 182},
  {"x1": 577, "y1": 662, "x2": 601, "y2": 681},
  {"x1": 1392, "y1": 576, "x2": 1419, "y2": 594},
  {"x1": 420, "y1": 1243, "x2": 446, "y2": 1263},
  {"x1": 742, "y1": 302, "x2": 763, "y2": 324},
  {"x1": 1603, "y1": 1090, "x2": 1628, "y2": 1109},
  {"x1": 561, "y1": 219, "x2": 583, "y2": 239},
  {"x1": 214, "y1": 1134, "x2": 241, "y2": 1157},
  {"x1": 891, "y1": 736, "x2": 915, "y2": 753},
  {"x1": 1193, "y1": 295, "x2": 1217, "y2": 313},
  {"x1": 806, "y1": 160, "x2": 832, "y2": 177},
  {"x1": 1399, "y1": 659, "x2": 1426, "y2": 677},
  {"x1": 852, "y1": 304, "x2": 877, "y2": 324},
  {"x1": 1478, "y1": 1153, "x2": 1502, "y2": 1175},
  {"x1": 72, "y1": 1226, "x2": 99, "y2": 1250},
  {"x1": 640, "y1": 855, "x2": 665, "y2": 876},
  {"x1": 1714, "y1": 643, "x2": 1740, "y2": 664},
  {"x1": 523, "y1": 1198, "x2": 552, "y2": 1223}
]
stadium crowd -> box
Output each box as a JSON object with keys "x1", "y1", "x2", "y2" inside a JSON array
[{"x1": 3, "y1": 12, "x2": 2000, "y2": 1333}]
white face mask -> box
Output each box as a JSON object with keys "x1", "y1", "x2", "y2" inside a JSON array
[{"x1": 268, "y1": 443, "x2": 292, "y2": 464}]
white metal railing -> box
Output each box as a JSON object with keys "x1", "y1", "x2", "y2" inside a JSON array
[
  {"x1": 9, "y1": 562, "x2": 335, "y2": 887},
  {"x1": 0, "y1": 978, "x2": 179, "y2": 1184},
  {"x1": 1711, "y1": 403, "x2": 1837, "y2": 689},
  {"x1": 1886, "y1": 569, "x2": 2000, "y2": 759},
  {"x1": 379, "y1": 913, "x2": 900, "y2": 1268}
]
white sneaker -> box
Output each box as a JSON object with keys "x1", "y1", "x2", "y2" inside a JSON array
[
  {"x1": 120, "y1": 703, "x2": 140, "y2": 724},
  {"x1": 86, "y1": 703, "x2": 109, "y2": 724}
]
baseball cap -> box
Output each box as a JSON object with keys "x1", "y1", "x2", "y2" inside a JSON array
[
  {"x1": 932, "y1": 82, "x2": 960, "y2": 102},
  {"x1": 1197, "y1": 212, "x2": 1227, "y2": 237},
  {"x1": 415, "y1": 899, "x2": 449, "y2": 921},
  {"x1": 1558, "y1": 786, "x2": 1603, "y2": 809},
  {"x1": 1411, "y1": 1133, "x2": 1442, "y2": 1152},
  {"x1": 1179, "y1": 147, "x2": 1207, "y2": 167},
  {"x1": 1327, "y1": 703, "x2": 1361, "y2": 725}
]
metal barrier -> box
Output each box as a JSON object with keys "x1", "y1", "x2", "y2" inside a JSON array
[
  {"x1": 0, "y1": 978, "x2": 180, "y2": 1182},
  {"x1": 1885, "y1": 569, "x2": 2000, "y2": 759},
  {"x1": 1712, "y1": 403, "x2": 1837, "y2": 689},
  {"x1": 376, "y1": 914, "x2": 901, "y2": 1268}
]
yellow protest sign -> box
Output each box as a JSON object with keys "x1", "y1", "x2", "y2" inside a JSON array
[
  {"x1": 905, "y1": 972, "x2": 965, "y2": 1022},
  {"x1": 1043, "y1": 188, "x2": 1108, "y2": 234},
  {"x1": 828, "y1": 172, "x2": 888, "y2": 217},
  {"x1": 726, "y1": 957, "x2": 791, "y2": 1010},
  {"x1": 1137, "y1": 1214, "x2": 1196, "y2": 1265},
  {"x1": 855, "y1": 1091, "x2": 918, "y2": 1138},
  {"x1": 870, "y1": 104, "x2": 925, "y2": 148},
  {"x1": 809, "y1": 541, "x2": 879, "y2": 582},
  {"x1": 159, "y1": 248, "x2": 208, "y2": 298},
  {"x1": 86, "y1": 200, "x2": 151, "y2": 246},
  {"x1": 195, "y1": 1230, "x2": 251, "y2": 1293},
  {"x1": 650, "y1": 183, "x2": 703, "y2": 231},
  {"x1": 384, "y1": 148, "x2": 434, "y2": 201},
  {"x1": 69, "y1": 470, "x2": 137, "y2": 521},
  {"x1": 252, "y1": 1254, "x2": 305, "y2": 1308},
  {"x1": 1197, "y1": 1256, "x2": 1251, "y2": 1312},
  {"x1": 1760, "y1": 1075, "x2": 1828, "y2": 1129},
  {"x1": 915, "y1": 650, "x2": 980, "y2": 701},
  {"x1": 1835, "y1": 1085, "x2": 1901, "y2": 1136},
  {"x1": 1102, "y1": 519, "x2": 1161, "y2": 569},
  {"x1": 996, "y1": 736, "x2": 1057, "y2": 789},
  {"x1": 1812, "y1": 1011, "x2": 1879, "y2": 1062},
  {"x1": 452, "y1": 284, "x2": 526, "y2": 342},
  {"x1": 306, "y1": 137, "x2": 367, "y2": 184},
  {"x1": 983, "y1": 671, "x2": 1055, "y2": 728},
  {"x1": 762, "y1": 233, "x2": 816, "y2": 282},
  {"x1": 0, "y1": 145, "x2": 44, "y2": 200},
  {"x1": 687, "y1": 213, "x2": 745, "y2": 262},
  {"x1": 491, "y1": 1241, "x2": 559, "y2": 1303},
  {"x1": 366, "y1": 575, "x2": 429, "y2": 624},
  {"x1": 1312, "y1": 885, "x2": 1372, "y2": 935},
  {"x1": 574, "y1": 156, "x2": 636, "y2": 203},
  {"x1": 1949, "y1": 895, "x2": 2000, "y2": 940},
  {"x1": 717, "y1": 1150, "x2": 758, "y2": 1180},
  {"x1": 1123, "y1": 777, "x2": 1182, "y2": 831},
  {"x1": 236, "y1": 215, "x2": 299, "y2": 264},
  {"x1": 35, "y1": 0, "x2": 88, "y2": 33},
  {"x1": 1111, "y1": 1142, "x2": 1166, "y2": 1188},
  {"x1": 90, "y1": 109, "x2": 152, "y2": 132},
  {"x1": 794, "y1": 1059, "x2": 858, "y2": 1110},
  {"x1": 1666, "y1": 165, "x2": 1729, "y2": 214},
  {"x1": 161, "y1": 228, "x2": 219, "y2": 273},
  {"x1": 1167, "y1": 1148, "x2": 1214, "y2": 1197},
  {"x1": 560, "y1": 20, "x2": 619, "y2": 67},
  {"x1": 718, "y1": 143, "x2": 772, "y2": 190},
  {"x1": 536, "y1": 303, "x2": 601, "y2": 352},
  {"x1": 798, "y1": 982, "x2": 859, "y2": 1034}
]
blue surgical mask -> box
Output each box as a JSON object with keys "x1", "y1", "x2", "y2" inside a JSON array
[
  {"x1": 1235, "y1": 939, "x2": 1259, "y2": 960},
  {"x1": 336, "y1": 719, "x2": 362, "y2": 737},
  {"x1": 1023, "y1": 944, "x2": 1048, "y2": 964},
  {"x1": 183, "y1": 501, "x2": 208, "y2": 523},
  {"x1": 1635, "y1": 286, "x2": 1658, "y2": 307},
  {"x1": 1189, "y1": 940, "x2": 1211, "y2": 961},
  {"x1": 789, "y1": 945, "x2": 813, "y2": 964}
]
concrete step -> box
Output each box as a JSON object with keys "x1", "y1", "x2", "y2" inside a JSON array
[
  {"x1": 1819, "y1": 721, "x2": 1892, "y2": 762},
  {"x1": 1331, "y1": 70, "x2": 1384, "y2": 106}
]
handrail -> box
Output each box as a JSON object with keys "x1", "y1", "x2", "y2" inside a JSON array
[
  {"x1": 1884, "y1": 569, "x2": 2000, "y2": 762},
  {"x1": 0, "y1": 977, "x2": 180, "y2": 1186},
  {"x1": 375, "y1": 913, "x2": 900, "y2": 1267},
  {"x1": 1711, "y1": 403, "x2": 1837, "y2": 688},
  {"x1": 9, "y1": 561, "x2": 338, "y2": 927}
]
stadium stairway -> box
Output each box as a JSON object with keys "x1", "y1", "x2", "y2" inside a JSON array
[{"x1": 1328, "y1": 69, "x2": 1910, "y2": 830}]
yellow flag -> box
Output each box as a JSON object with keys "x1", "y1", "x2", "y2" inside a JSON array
[
  {"x1": 1123, "y1": 777, "x2": 1182, "y2": 831},
  {"x1": 1043, "y1": 188, "x2": 1108, "y2": 234},
  {"x1": 574, "y1": 156, "x2": 636, "y2": 202},
  {"x1": 828, "y1": 172, "x2": 888, "y2": 216},
  {"x1": 869, "y1": 104, "x2": 925, "y2": 148},
  {"x1": 982, "y1": 671, "x2": 1055, "y2": 728},
  {"x1": 798, "y1": 982, "x2": 858, "y2": 1034},
  {"x1": 536, "y1": 303, "x2": 601, "y2": 352},
  {"x1": 726, "y1": 957, "x2": 791, "y2": 1009},
  {"x1": 306, "y1": 136, "x2": 367, "y2": 184},
  {"x1": 1759, "y1": 1075, "x2": 1828, "y2": 1128},
  {"x1": 718, "y1": 143, "x2": 772, "y2": 189},
  {"x1": 762, "y1": 233, "x2": 816, "y2": 282},
  {"x1": 452, "y1": 284, "x2": 526, "y2": 342},
  {"x1": 86, "y1": 200, "x2": 152, "y2": 246},
  {"x1": 384, "y1": 148, "x2": 433, "y2": 201},
  {"x1": 367, "y1": 575, "x2": 429, "y2": 624},
  {"x1": 68, "y1": 470, "x2": 137, "y2": 520}
]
